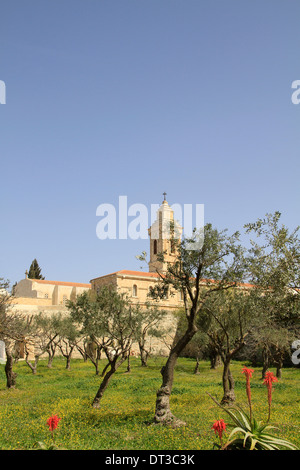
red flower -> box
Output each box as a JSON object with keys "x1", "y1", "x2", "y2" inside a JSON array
[
  {"x1": 242, "y1": 367, "x2": 254, "y2": 380},
  {"x1": 47, "y1": 415, "x2": 61, "y2": 432},
  {"x1": 263, "y1": 371, "x2": 278, "y2": 422},
  {"x1": 263, "y1": 371, "x2": 278, "y2": 404},
  {"x1": 263, "y1": 370, "x2": 278, "y2": 388},
  {"x1": 212, "y1": 419, "x2": 227, "y2": 440}
]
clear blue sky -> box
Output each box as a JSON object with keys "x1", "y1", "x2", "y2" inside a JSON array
[{"x1": 0, "y1": 0, "x2": 299, "y2": 286}]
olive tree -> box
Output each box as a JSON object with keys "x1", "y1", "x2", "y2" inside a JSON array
[
  {"x1": 0, "y1": 278, "x2": 27, "y2": 388},
  {"x1": 245, "y1": 212, "x2": 300, "y2": 377},
  {"x1": 68, "y1": 286, "x2": 140, "y2": 408},
  {"x1": 134, "y1": 302, "x2": 168, "y2": 367},
  {"x1": 53, "y1": 313, "x2": 83, "y2": 370},
  {"x1": 143, "y1": 223, "x2": 247, "y2": 427},
  {"x1": 198, "y1": 288, "x2": 261, "y2": 404},
  {"x1": 23, "y1": 312, "x2": 60, "y2": 373}
]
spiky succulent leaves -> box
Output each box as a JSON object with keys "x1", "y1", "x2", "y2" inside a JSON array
[{"x1": 208, "y1": 393, "x2": 298, "y2": 450}]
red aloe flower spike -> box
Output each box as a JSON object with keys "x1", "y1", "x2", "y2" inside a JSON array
[
  {"x1": 242, "y1": 367, "x2": 254, "y2": 379},
  {"x1": 212, "y1": 419, "x2": 227, "y2": 442},
  {"x1": 263, "y1": 371, "x2": 278, "y2": 422},
  {"x1": 47, "y1": 415, "x2": 61, "y2": 441}
]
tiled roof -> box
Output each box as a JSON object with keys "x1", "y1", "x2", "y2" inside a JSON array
[
  {"x1": 90, "y1": 270, "x2": 160, "y2": 282},
  {"x1": 90, "y1": 270, "x2": 255, "y2": 288},
  {"x1": 32, "y1": 279, "x2": 91, "y2": 288},
  {"x1": 117, "y1": 270, "x2": 160, "y2": 278}
]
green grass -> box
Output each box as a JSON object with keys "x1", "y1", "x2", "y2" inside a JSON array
[{"x1": 0, "y1": 357, "x2": 299, "y2": 450}]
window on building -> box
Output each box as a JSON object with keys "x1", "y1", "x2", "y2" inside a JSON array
[
  {"x1": 132, "y1": 284, "x2": 138, "y2": 297},
  {"x1": 148, "y1": 286, "x2": 155, "y2": 299},
  {"x1": 153, "y1": 239, "x2": 158, "y2": 255},
  {"x1": 44, "y1": 293, "x2": 48, "y2": 299},
  {"x1": 163, "y1": 287, "x2": 169, "y2": 300},
  {"x1": 63, "y1": 295, "x2": 68, "y2": 305}
]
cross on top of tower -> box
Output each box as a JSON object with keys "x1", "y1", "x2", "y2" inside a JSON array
[{"x1": 163, "y1": 192, "x2": 167, "y2": 202}]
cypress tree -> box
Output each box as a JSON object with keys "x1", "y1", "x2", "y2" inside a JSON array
[{"x1": 28, "y1": 259, "x2": 45, "y2": 280}]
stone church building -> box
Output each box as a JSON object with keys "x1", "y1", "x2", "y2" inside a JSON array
[
  {"x1": 90, "y1": 196, "x2": 184, "y2": 311},
  {"x1": 2, "y1": 197, "x2": 183, "y2": 361}
]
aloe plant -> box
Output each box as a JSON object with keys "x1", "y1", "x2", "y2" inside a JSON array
[
  {"x1": 222, "y1": 404, "x2": 297, "y2": 450},
  {"x1": 208, "y1": 391, "x2": 298, "y2": 450}
]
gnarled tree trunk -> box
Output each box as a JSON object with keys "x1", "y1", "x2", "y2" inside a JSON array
[
  {"x1": 25, "y1": 353, "x2": 39, "y2": 374},
  {"x1": 139, "y1": 343, "x2": 149, "y2": 367},
  {"x1": 221, "y1": 358, "x2": 235, "y2": 405},
  {"x1": 210, "y1": 353, "x2": 222, "y2": 369},
  {"x1": 194, "y1": 355, "x2": 200, "y2": 375},
  {"x1": 5, "y1": 343, "x2": 17, "y2": 388},
  {"x1": 92, "y1": 355, "x2": 127, "y2": 408},
  {"x1": 153, "y1": 323, "x2": 197, "y2": 427}
]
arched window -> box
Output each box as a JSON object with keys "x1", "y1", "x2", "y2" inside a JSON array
[
  {"x1": 163, "y1": 287, "x2": 169, "y2": 300},
  {"x1": 153, "y1": 240, "x2": 158, "y2": 255},
  {"x1": 132, "y1": 284, "x2": 138, "y2": 297}
]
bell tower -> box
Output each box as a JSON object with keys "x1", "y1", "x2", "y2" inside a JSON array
[{"x1": 148, "y1": 193, "x2": 182, "y2": 273}]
